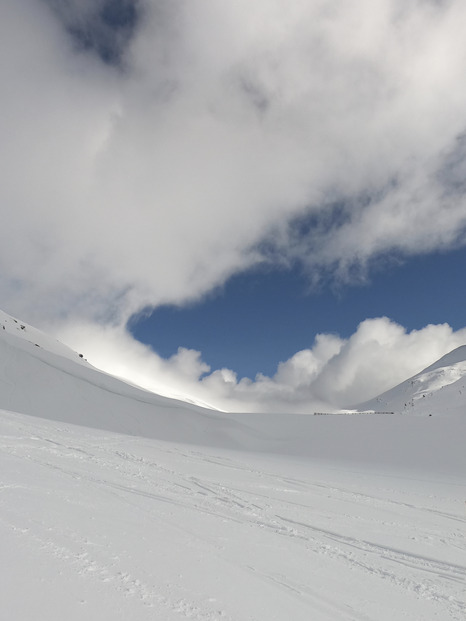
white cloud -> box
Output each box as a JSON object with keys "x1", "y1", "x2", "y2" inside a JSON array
[
  {"x1": 58, "y1": 317, "x2": 466, "y2": 414},
  {"x1": 1, "y1": 0, "x2": 466, "y2": 326}
]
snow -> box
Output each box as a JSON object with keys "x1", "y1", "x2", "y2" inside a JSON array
[
  {"x1": 357, "y1": 344, "x2": 466, "y2": 417},
  {"x1": 0, "y1": 309, "x2": 91, "y2": 365},
  {"x1": 1, "y1": 309, "x2": 465, "y2": 620}
]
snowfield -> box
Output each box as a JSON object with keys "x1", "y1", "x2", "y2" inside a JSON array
[{"x1": 1, "y1": 310, "x2": 466, "y2": 620}]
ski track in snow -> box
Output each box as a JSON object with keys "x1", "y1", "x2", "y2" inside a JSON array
[{"x1": 1, "y1": 412, "x2": 465, "y2": 620}]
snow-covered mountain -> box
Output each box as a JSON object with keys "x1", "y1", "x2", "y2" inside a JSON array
[
  {"x1": 1, "y1": 309, "x2": 466, "y2": 620},
  {"x1": 356, "y1": 345, "x2": 466, "y2": 416}
]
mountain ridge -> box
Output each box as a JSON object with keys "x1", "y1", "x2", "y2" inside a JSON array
[{"x1": 355, "y1": 344, "x2": 466, "y2": 416}]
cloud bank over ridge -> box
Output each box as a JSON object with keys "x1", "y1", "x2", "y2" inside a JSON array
[
  {"x1": 2, "y1": 1, "x2": 466, "y2": 410},
  {"x1": 60, "y1": 317, "x2": 466, "y2": 413}
]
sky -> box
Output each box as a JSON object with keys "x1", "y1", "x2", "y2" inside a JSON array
[
  {"x1": 2, "y1": 0, "x2": 466, "y2": 413},
  {"x1": 130, "y1": 246, "x2": 466, "y2": 380}
]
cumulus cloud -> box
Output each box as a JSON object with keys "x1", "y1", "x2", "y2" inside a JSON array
[
  {"x1": 2, "y1": 1, "x2": 466, "y2": 411},
  {"x1": 59, "y1": 317, "x2": 466, "y2": 413}
]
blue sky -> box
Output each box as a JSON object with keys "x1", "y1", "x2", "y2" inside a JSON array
[{"x1": 130, "y1": 246, "x2": 466, "y2": 379}]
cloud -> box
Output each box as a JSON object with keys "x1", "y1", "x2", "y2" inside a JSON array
[
  {"x1": 1, "y1": 0, "x2": 466, "y2": 327},
  {"x1": 43, "y1": 0, "x2": 139, "y2": 64},
  {"x1": 2, "y1": 1, "x2": 466, "y2": 412},
  {"x1": 59, "y1": 317, "x2": 466, "y2": 413}
]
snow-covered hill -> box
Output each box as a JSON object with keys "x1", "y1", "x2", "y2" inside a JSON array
[
  {"x1": 1, "y1": 309, "x2": 465, "y2": 620},
  {"x1": 0, "y1": 308, "x2": 92, "y2": 365},
  {"x1": 1, "y1": 308, "x2": 464, "y2": 468},
  {"x1": 356, "y1": 345, "x2": 466, "y2": 416},
  {"x1": 0, "y1": 309, "x2": 252, "y2": 448}
]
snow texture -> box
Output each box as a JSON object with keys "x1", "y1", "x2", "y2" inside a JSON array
[
  {"x1": 1, "y1": 309, "x2": 465, "y2": 620},
  {"x1": 356, "y1": 344, "x2": 466, "y2": 417}
]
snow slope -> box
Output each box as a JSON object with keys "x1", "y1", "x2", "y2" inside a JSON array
[
  {"x1": 0, "y1": 309, "x2": 253, "y2": 448},
  {"x1": 1, "y1": 310, "x2": 466, "y2": 620},
  {"x1": 356, "y1": 345, "x2": 466, "y2": 416}
]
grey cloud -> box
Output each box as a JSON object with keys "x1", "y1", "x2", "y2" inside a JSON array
[
  {"x1": 42, "y1": 0, "x2": 141, "y2": 65},
  {"x1": 1, "y1": 0, "x2": 466, "y2": 331}
]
